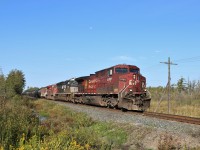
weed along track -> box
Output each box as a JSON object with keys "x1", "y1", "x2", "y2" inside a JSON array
[{"x1": 144, "y1": 112, "x2": 200, "y2": 125}]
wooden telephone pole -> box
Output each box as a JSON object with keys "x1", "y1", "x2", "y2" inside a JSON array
[{"x1": 160, "y1": 57, "x2": 177, "y2": 113}]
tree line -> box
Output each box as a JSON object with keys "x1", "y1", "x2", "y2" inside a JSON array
[
  {"x1": 0, "y1": 69, "x2": 25, "y2": 99},
  {"x1": 148, "y1": 77, "x2": 200, "y2": 102},
  {"x1": 175, "y1": 77, "x2": 200, "y2": 94}
]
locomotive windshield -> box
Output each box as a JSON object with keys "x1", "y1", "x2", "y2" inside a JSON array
[
  {"x1": 115, "y1": 68, "x2": 128, "y2": 73},
  {"x1": 130, "y1": 68, "x2": 139, "y2": 73},
  {"x1": 115, "y1": 67, "x2": 139, "y2": 74}
]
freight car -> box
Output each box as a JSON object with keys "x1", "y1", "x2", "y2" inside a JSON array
[
  {"x1": 23, "y1": 89, "x2": 40, "y2": 98},
  {"x1": 39, "y1": 64, "x2": 151, "y2": 111}
]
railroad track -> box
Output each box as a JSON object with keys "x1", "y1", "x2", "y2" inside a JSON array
[{"x1": 144, "y1": 112, "x2": 200, "y2": 125}]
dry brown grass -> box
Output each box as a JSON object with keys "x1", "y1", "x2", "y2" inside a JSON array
[
  {"x1": 148, "y1": 99, "x2": 200, "y2": 117},
  {"x1": 147, "y1": 87, "x2": 200, "y2": 117},
  {"x1": 157, "y1": 133, "x2": 181, "y2": 150}
]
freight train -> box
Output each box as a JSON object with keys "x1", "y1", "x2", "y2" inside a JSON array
[{"x1": 32, "y1": 64, "x2": 151, "y2": 111}]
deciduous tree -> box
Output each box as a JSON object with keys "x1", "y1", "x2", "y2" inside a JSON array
[{"x1": 6, "y1": 69, "x2": 26, "y2": 97}]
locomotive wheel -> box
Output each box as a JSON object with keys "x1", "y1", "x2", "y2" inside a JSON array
[
  {"x1": 106, "y1": 97, "x2": 118, "y2": 108},
  {"x1": 98, "y1": 97, "x2": 107, "y2": 107}
]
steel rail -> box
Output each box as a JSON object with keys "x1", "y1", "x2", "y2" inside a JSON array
[{"x1": 144, "y1": 112, "x2": 200, "y2": 125}]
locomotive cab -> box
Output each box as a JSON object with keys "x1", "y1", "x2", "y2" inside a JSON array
[
  {"x1": 114, "y1": 65, "x2": 146, "y2": 92},
  {"x1": 113, "y1": 65, "x2": 150, "y2": 110},
  {"x1": 57, "y1": 79, "x2": 78, "y2": 93},
  {"x1": 54, "y1": 79, "x2": 78, "y2": 101}
]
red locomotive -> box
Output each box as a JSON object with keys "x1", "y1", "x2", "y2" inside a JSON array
[{"x1": 39, "y1": 64, "x2": 151, "y2": 111}]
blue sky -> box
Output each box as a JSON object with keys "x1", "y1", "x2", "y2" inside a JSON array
[{"x1": 0, "y1": 0, "x2": 200, "y2": 88}]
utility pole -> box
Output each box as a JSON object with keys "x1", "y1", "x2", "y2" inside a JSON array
[{"x1": 160, "y1": 57, "x2": 177, "y2": 113}]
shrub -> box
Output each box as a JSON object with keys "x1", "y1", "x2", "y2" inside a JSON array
[
  {"x1": 158, "y1": 133, "x2": 181, "y2": 150},
  {"x1": 0, "y1": 98, "x2": 40, "y2": 149}
]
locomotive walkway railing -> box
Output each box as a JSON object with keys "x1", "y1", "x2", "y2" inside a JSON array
[{"x1": 118, "y1": 85, "x2": 130, "y2": 100}]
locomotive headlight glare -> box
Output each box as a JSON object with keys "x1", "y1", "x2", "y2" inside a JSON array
[{"x1": 130, "y1": 89, "x2": 132, "y2": 92}]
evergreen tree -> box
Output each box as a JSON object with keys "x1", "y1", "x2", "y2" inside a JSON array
[
  {"x1": 0, "y1": 74, "x2": 6, "y2": 98},
  {"x1": 177, "y1": 77, "x2": 187, "y2": 93},
  {"x1": 0, "y1": 72, "x2": 6, "y2": 108}
]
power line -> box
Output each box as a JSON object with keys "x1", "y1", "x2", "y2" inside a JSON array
[
  {"x1": 174, "y1": 56, "x2": 200, "y2": 63},
  {"x1": 144, "y1": 56, "x2": 200, "y2": 71},
  {"x1": 177, "y1": 59, "x2": 200, "y2": 64},
  {"x1": 143, "y1": 56, "x2": 200, "y2": 71}
]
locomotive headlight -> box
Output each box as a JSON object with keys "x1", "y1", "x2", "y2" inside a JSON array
[
  {"x1": 142, "y1": 82, "x2": 145, "y2": 88},
  {"x1": 130, "y1": 89, "x2": 132, "y2": 92},
  {"x1": 133, "y1": 75, "x2": 136, "y2": 80}
]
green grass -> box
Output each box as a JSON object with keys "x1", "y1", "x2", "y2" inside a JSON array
[{"x1": 91, "y1": 122, "x2": 127, "y2": 147}]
